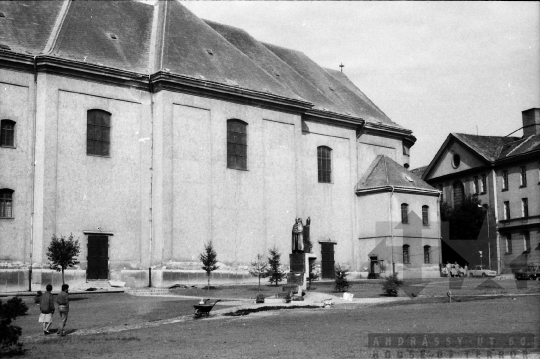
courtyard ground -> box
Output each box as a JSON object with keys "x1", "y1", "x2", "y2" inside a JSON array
[{"x1": 5, "y1": 278, "x2": 540, "y2": 358}]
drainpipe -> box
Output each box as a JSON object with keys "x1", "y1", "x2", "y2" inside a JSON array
[
  {"x1": 148, "y1": 75, "x2": 154, "y2": 288},
  {"x1": 437, "y1": 191, "x2": 442, "y2": 269},
  {"x1": 490, "y1": 168, "x2": 501, "y2": 273},
  {"x1": 28, "y1": 56, "x2": 38, "y2": 291},
  {"x1": 389, "y1": 186, "x2": 395, "y2": 275}
]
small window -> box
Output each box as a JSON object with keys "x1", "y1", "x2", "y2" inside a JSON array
[
  {"x1": 1, "y1": 120, "x2": 15, "y2": 147},
  {"x1": 452, "y1": 154, "x2": 460, "y2": 168},
  {"x1": 502, "y1": 170, "x2": 508, "y2": 190},
  {"x1": 317, "y1": 146, "x2": 332, "y2": 183},
  {"x1": 438, "y1": 184, "x2": 444, "y2": 202},
  {"x1": 480, "y1": 174, "x2": 487, "y2": 194},
  {"x1": 227, "y1": 119, "x2": 247, "y2": 170},
  {"x1": 403, "y1": 245, "x2": 410, "y2": 264},
  {"x1": 522, "y1": 198, "x2": 528, "y2": 218},
  {"x1": 401, "y1": 203, "x2": 409, "y2": 224},
  {"x1": 520, "y1": 166, "x2": 527, "y2": 187},
  {"x1": 505, "y1": 234, "x2": 512, "y2": 254},
  {"x1": 87, "y1": 110, "x2": 111, "y2": 157},
  {"x1": 422, "y1": 205, "x2": 429, "y2": 226},
  {"x1": 453, "y1": 180, "x2": 464, "y2": 208},
  {"x1": 424, "y1": 245, "x2": 431, "y2": 264},
  {"x1": 473, "y1": 176, "x2": 479, "y2": 195},
  {"x1": 503, "y1": 201, "x2": 510, "y2": 220},
  {"x1": 523, "y1": 232, "x2": 531, "y2": 252},
  {"x1": 0, "y1": 189, "x2": 13, "y2": 218},
  {"x1": 403, "y1": 143, "x2": 410, "y2": 156}
]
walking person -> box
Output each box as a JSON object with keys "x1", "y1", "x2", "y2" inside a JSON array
[
  {"x1": 38, "y1": 284, "x2": 55, "y2": 335},
  {"x1": 56, "y1": 284, "x2": 70, "y2": 336}
]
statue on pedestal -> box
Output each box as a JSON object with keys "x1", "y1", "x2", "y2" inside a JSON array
[
  {"x1": 303, "y1": 217, "x2": 312, "y2": 253},
  {"x1": 291, "y1": 218, "x2": 304, "y2": 253}
]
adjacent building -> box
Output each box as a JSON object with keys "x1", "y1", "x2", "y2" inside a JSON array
[
  {"x1": 414, "y1": 109, "x2": 540, "y2": 273},
  {"x1": 0, "y1": 0, "x2": 440, "y2": 291}
]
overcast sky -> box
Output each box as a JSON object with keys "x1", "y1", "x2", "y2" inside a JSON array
[{"x1": 181, "y1": 1, "x2": 540, "y2": 168}]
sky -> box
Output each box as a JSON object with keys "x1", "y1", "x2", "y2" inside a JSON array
[{"x1": 180, "y1": 1, "x2": 540, "y2": 168}]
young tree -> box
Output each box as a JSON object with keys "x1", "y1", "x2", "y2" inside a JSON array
[
  {"x1": 249, "y1": 254, "x2": 268, "y2": 291},
  {"x1": 199, "y1": 241, "x2": 219, "y2": 290},
  {"x1": 382, "y1": 273, "x2": 403, "y2": 297},
  {"x1": 46, "y1": 234, "x2": 81, "y2": 284},
  {"x1": 266, "y1": 247, "x2": 285, "y2": 287},
  {"x1": 0, "y1": 296, "x2": 28, "y2": 355}
]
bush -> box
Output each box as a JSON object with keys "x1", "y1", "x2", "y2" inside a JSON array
[
  {"x1": 382, "y1": 273, "x2": 403, "y2": 297},
  {"x1": 334, "y1": 265, "x2": 351, "y2": 292},
  {"x1": 249, "y1": 254, "x2": 268, "y2": 291},
  {"x1": 0, "y1": 297, "x2": 28, "y2": 355}
]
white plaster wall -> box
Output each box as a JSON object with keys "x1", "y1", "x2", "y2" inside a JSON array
[{"x1": 0, "y1": 70, "x2": 34, "y2": 263}]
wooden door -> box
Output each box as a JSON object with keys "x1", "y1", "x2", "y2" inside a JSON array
[
  {"x1": 321, "y1": 242, "x2": 335, "y2": 279},
  {"x1": 87, "y1": 235, "x2": 109, "y2": 280}
]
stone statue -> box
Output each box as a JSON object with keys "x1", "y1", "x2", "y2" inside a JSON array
[
  {"x1": 291, "y1": 217, "x2": 304, "y2": 253},
  {"x1": 303, "y1": 217, "x2": 312, "y2": 253}
]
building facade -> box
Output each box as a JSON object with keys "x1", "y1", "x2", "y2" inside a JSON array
[
  {"x1": 414, "y1": 109, "x2": 540, "y2": 274},
  {"x1": 0, "y1": 0, "x2": 440, "y2": 291}
]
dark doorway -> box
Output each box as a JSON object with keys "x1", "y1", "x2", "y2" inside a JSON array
[
  {"x1": 87, "y1": 235, "x2": 109, "y2": 280},
  {"x1": 369, "y1": 256, "x2": 380, "y2": 279},
  {"x1": 320, "y1": 242, "x2": 335, "y2": 279}
]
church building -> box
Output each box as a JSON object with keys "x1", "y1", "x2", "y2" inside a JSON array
[{"x1": 0, "y1": 0, "x2": 440, "y2": 291}]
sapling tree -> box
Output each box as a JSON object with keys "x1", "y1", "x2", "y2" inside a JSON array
[
  {"x1": 249, "y1": 254, "x2": 268, "y2": 291},
  {"x1": 266, "y1": 247, "x2": 285, "y2": 287},
  {"x1": 199, "y1": 241, "x2": 219, "y2": 290},
  {"x1": 46, "y1": 234, "x2": 80, "y2": 284}
]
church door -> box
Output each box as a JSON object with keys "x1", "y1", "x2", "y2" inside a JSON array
[
  {"x1": 87, "y1": 235, "x2": 109, "y2": 280},
  {"x1": 320, "y1": 242, "x2": 335, "y2": 279}
]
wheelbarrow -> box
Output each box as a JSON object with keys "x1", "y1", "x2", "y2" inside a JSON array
[{"x1": 193, "y1": 299, "x2": 221, "y2": 318}]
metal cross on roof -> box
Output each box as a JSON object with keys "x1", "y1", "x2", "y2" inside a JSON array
[{"x1": 339, "y1": 63, "x2": 345, "y2": 72}]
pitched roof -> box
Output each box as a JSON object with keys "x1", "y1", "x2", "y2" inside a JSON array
[
  {"x1": 410, "y1": 165, "x2": 428, "y2": 178},
  {"x1": 0, "y1": 0, "x2": 407, "y2": 129},
  {"x1": 452, "y1": 133, "x2": 519, "y2": 162},
  {"x1": 421, "y1": 132, "x2": 540, "y2": 180},
  {"x1": 357, "y1": 155, "x2": 436, "y2": 193}
]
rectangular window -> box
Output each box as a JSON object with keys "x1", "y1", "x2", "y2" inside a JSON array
[
  {"x1": 503, "y1": 201, "x2": 510, "y2": 220},
  {"x1": 403, "y1": 245, "x2": 410, "y2": 264},
  {"x1": 505, "y1": 234, "x2": 512, "y2": 253},
  {"x1": 1, "y1": 120, "x2": 15, "y2": 147},
  {"x1": 502, "y1": 170, "x2": 508, "y2": 190},
  {"x1": 481, "y1": 174, "x2": 487, "y2": 194},
  {"x1": 523, "y1": 232, "x2": 531, "y2": 252},
  {"x1": 402, "y1": 143, "x2": 410, "y2": 156},
  {"x1": 317, "y1": 146, "x2": 332, "y2": 183},
  {"x1": 520, "y1": 166, "x2": 527, "y2": 187},
  {"x1": 227, "y1": 120, "x2": 247, "y2": 170},
  {"x1": 424, "y1": 246, "x2": 430, "y2": 264},
  {"x1": 401, "y1": 204, "x2": 409, "y2": 224},
  {"x1": 0, "y1": 189, "x2": 13, "y2": 218},
  {"x1": 473, "y1": 176, "x2": 479, "y2": 195},
  {"x1": 438, "y1": 184, "x2": 444, "y2": 202},
  {"x1": 87, "y1": 110, "x2": 111, "y2": 157},
  {"x1": 522, "y1": 198, "x2": 529, "y2": 218},
  {"x1": 422, "y1": 205, "x2": 429, "y2": 226}
]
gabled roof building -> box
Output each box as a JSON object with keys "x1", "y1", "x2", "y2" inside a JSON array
[
  {"x1": 416, "y1": 108, "x2": 540, "y2": 273},
  {"x1": 0, "y1": 1, "x2": 438, "y2": 291}
]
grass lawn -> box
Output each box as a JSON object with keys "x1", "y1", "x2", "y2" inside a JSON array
[{"x1": 16, "y1": 294, "x2": 540, "y2": 359}]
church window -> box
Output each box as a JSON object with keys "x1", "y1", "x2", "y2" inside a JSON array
[
  {"x1": 87, "y1": 110, "x2": 111, "y2": 157},
  {"x1": 1, "y1": 120, "x2": 15, "y2": 147},
  {"x1": 317, "y1": 146, "x2": 332, "y2": 183},
  {"x1": 0, "y1": 189, "x2": 13, "y2": 218},
  {"x1": 227, "y1": 119, "x2": 247, "y2": 170}
]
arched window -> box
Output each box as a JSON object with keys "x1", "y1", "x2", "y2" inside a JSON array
[
  {"x1": 401, "y1": 203, "x2": 409, "y2": 224},
  {"x1": 1, "y1": 120, "x2": 15, "y2": 147},
  {"x1": 424, "y1": 245, "x2": 431, "y2": 264},
  {"x1": 317, "y1": 146, "x2": 332, "y2": 183},
  {"x1": 0, "y1": 189, "x2": 14, "y2": 218},
  {"x1": 452, "y1": 180, "x2": 464, "y2": 208},
  {"x1": 87, "y1": 110, "x2": 111, "y2": 157},
  {"x1": 403, "y1": 245, "x2": 410, "y2": 264},
  {"x1": 422, "y1": 205, "x2": 429, "y2": 226},
  {"x1": 227, "y1": 119, "x2": 247, "y2": 170}
]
